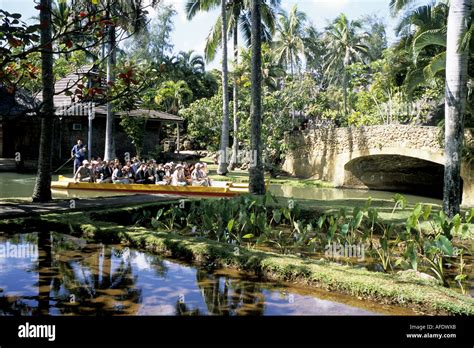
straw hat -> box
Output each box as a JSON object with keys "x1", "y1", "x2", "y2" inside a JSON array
[{"x1": 82, "y1": 160, "x2": 90, "y2": 165}]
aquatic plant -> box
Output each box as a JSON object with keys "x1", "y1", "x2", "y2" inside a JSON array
[
  {"x1": 455, "y1": 249, "x2": 468, "y2": 295},
  {"x1": 136, "y1": 191, "x2": 472, "y2": 289}
]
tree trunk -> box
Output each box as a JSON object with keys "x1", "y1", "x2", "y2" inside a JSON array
[
  {"x1": 229, "y1": 20, "x2": 239, "y2": 171},
  {"x1": 249, "y1": 0, "x2": 265, "y2": 195},
  {"x1": 290, "y1": 53, "x2": 294, "y2": 77},
  {"x1": 32, "y1": 0, "x2": 54, "y2": 202},
  {"x1": 104, "y1": 15, "x2": 116, "y2": 161},
  {"x1": 343, "y1": 47, "x2": 350, "y2": 118},
  {"x1": 443, "y1": 0, "x2": 471, "y2": 217},
  {"x1": 217, "y1": 0, "x2": 230, "y2": 175}
]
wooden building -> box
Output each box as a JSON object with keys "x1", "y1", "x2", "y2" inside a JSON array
[{"x1": 0, "y1": 66, "x2": 183, "y2": 165}]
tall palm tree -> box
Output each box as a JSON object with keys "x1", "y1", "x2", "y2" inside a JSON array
[
  {"x1": 185, "y1": 0, "x2": 229, "y2": 174},
  {"x1": 323, "y1": 14, "x2": 368, "y2": 117},
  {"x1": 185, "y1": 0, "x2": 280, "y2": 172},
  {"x1": 32, "y1": 0, "x2": 54, "y2": 202},
  {"x1": 273, "y1": 5, "x2": 307, "y2": 77},
  {"x1": 216, "y1": 0, "x2": 231, "y2": 174},
  {"x1": 443, "y1": 0, "x2": 472, "y2": 216},
  {"x1": 249, "y1": 0, "x2": 265, "y2": 194}
]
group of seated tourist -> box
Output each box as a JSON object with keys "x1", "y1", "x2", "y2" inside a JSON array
[{"x1": 73, "y1": 157, "x2": 211, "y2": 186}]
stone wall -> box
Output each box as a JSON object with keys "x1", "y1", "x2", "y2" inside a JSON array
[
  {"x1": 285, "y1": 125, "x2": 454, "y2": 158},
  {"x1": 282, "y1": 125, "x2": 474, "y2": 206}
]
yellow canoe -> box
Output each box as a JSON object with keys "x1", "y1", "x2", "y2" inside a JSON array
[{"x1": 51, "y1": 175, "x2": 250, "y2": 197}]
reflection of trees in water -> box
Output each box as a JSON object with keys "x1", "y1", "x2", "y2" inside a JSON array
[
  {"x1": 37, "y1": 231, "x2": 55, "y2": 315},
  {"x1": 52, "y1": 244, "x2": 143, "y2": 315},
  {"x1": 0, "y1": 233, "x2": 144, "y2": 316},
  {"x1": 143, "y1": 253, "x2": 168, "y2": 278},
  {"x1": 194, "y1": 270, "x2": 265, "y2": 316},
  {"x1": 1, "y1": 231, "x2": 57, "y2": 316}
]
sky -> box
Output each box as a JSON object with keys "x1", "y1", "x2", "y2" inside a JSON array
[{"x1": 1, "y1": 0, "x2": 429, "y2": 70}]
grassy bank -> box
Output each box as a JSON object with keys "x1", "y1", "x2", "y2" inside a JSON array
[
  {"x1": 1, "y1": 209, "x2": 473, "y2": 316},
  {"x1": 119, "y1": 227, "x2": 473, "y2": 315}
]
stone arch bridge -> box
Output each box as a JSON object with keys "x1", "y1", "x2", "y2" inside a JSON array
[{"x1": 282, "y1": 125, "x2": 474, "y2": 206}]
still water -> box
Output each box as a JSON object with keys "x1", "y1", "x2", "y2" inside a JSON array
[
  {"x1": 0, "y1": 173, "x2": 441, "y2": 205},
  {"x1": 0, "y1": 233, "x2": 415, "y2": 316}
]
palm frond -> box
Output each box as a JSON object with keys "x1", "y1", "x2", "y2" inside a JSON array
[
  {"x1": 404, "y1": 68, "x2": 426, "y2": 96},
  {"x1": 412, "y1": 28, "x2": 447, "y2": 62},
  {"x1": 390, "y1": 0, "x2": 416, "y2": 16},
  {"x1": 204, "y1": 15, "x2": 222, "y2": 63},
  {"x1": 459, "y1": 22, "x2": 474, "y2": 52},
  {"x1": 423, "y1": 51, "x2": 446, "y2": 79},
  {"x1": 185, "y1": 0, "x2": 219, "y2": 20}
]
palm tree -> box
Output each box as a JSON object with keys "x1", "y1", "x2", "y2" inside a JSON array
[
  {"x1": 216, "y1": 0, "x2": 231, "y2": 175},
  {"x1": 249, "y1": 0, "x2": 265, "y2": 194},
  {"x1": 389, "y1": 0, "x2": 418, "y2": 15},
  {"x1": 51, "y1": 0, "x2": 72, "y2": 53},
  {"x1": 443, "y1": 0, "x2": 472, "y2": 216},
  {"x1": 323, "y1": 14, "x2": 368, "y2": 117},
  {"x1": 104, "y1": 0, "x2": 117, "y2": 161},
  {"x1": 185, "y1": 0, "x2": 280, "y2": 172},
  {"x1": 103, "y1": 0, "x2": 160, "y2": 161},
  {"x1": 273, "y1": 5, "x2": 307, "y2": 77},
  {"x1": 303, "y1": 25, "x2": 325, "y2": 83},
  {"x1": 239, "y1": 42, "x2": 285, "y2": 90},
  {"x1": 32, "y1": 0, "x2": 54, "y2": 202},
  {"x1": 185, "y1": 0, "x2": 229, "y2": 174},
  {"x1": 394, "y1": 2, "x2": 449, "y2": 96},
  {"x1": 173, "y1": 50, "x2": 205, "y2": 74},
  {"x1": 154, "y1": 80, "x2": 193, "y2": 114}
]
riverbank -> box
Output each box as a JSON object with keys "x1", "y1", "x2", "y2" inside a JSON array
[{"x1": 1, "y1": 205, "x2": 472, "y2": 315}]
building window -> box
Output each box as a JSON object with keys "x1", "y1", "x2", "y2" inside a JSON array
[{"x1": 72, "y1": 123, "x2": 82, "y2": 131}]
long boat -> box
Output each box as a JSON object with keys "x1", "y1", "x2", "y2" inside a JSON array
[{"x1": 51, "y1": 175, "x2": 250, "y2": 197}]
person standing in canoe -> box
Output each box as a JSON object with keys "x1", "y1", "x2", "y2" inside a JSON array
[{"x1": 71, "y1": 139, "x2": 87, "y2": 174}]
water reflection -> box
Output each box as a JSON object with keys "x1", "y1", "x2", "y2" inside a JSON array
[
  {"x1": 0, "y1": 233, "x2": 144, "y2": 315},
  {"x1": 0, "y1": 233, "x2": 412, "y2": 316}
]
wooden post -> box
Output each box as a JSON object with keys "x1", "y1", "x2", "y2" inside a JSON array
[{"x1": 176, "y1": 122, "x2": 180, "y2": 154}]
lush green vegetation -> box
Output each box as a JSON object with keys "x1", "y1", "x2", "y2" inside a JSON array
[
  {"x1": 1, "y1": 0, "x2": 472, "y2": 211},
  {"x1": 131, "y1": 192, "x2": 473, "y2": 294},
  {"x1": 1, "y1": 206, "x2": 472, "y2": 315},
  {"x1": 1, "y1": 0, "x2": 472, "y2": 321},
  {"x1": 177, "y1": 2, "x2": 473, "y2": 167}
]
